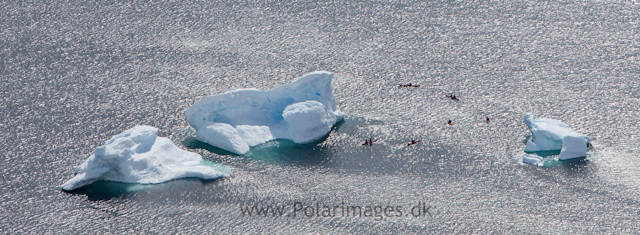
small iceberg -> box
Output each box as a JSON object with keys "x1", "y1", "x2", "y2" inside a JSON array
[
  {"x1": 185, "y1": 71, "x2": 345, "y2": 155},
  {"x1": 522, "y1": 154, "x2": 544, "y2": 166},
  {"x1": 524, "y1": 114, "x2": 591, "y2": 160},
  {"x1": 61, "y1": 125, "x2": 227, "y2": 191}
]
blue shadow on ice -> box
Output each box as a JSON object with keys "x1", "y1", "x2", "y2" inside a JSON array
[
  {"x1": 183, "y1": 119, "x2": 345, "y2": 167},
  {"x1": 182, "y1": 137, "x2": 243, "y2": 156}
]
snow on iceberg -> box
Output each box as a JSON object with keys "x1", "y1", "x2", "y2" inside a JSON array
[
  {"x1": 524, "y1": 114, "x2": 591, "y2": 160},
  {"x1": 61, "y1": 125, "x2": 227, "y2": 191},
  {"x1": 185, "y1": 71, "x2": 345, "y2": 155}
]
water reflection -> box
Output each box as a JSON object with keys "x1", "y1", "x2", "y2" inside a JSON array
[
  {"x1": 64, "y1": 178, "x2": 224, "y2": 201},
  {"x1": 560, "y1": 157, "x2": 593, "y2": 176},
  {"x1": 244, "y1": 138, "x2": 335, "y2": 167}
]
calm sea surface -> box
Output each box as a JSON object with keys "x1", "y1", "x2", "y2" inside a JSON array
[{"x1": 1, "y1": 0, "x2": 640, "y2": 233}]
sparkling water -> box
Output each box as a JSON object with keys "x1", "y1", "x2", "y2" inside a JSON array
[{"x1": 1, "y1": 0, "x2": 639, "y2": 233}]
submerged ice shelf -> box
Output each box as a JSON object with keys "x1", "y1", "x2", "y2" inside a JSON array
[
  {"x1": 524, "y1": 114, "x2": 591, "y2": 160},
  {"x1": 61, "y1": 125, "x2": 227, "y2": 191},
  {"x1": 185, "y1": 71, "x2": 345, "y2": 155}
]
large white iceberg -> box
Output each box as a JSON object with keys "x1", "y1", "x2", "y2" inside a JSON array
[
  {"x1": 61, "y1": 125, "x2": 227, "y2": 191},
  {"x1": 524, "y1": 114, "x2": 591, "y2": 160},
  {"x1": 185, "y1": 71, "x2": 345, "y2": 155}
]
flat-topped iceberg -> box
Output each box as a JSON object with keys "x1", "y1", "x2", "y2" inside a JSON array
[
  {"x1": 61, "y1": 125, "x2": 227, "y2": 191},
  {"x1": 524, "y1": 114, "x2": 591, "y2": 160},
  {"x1": 185, "y1": 71, "x2": 345, "y2": 155}
]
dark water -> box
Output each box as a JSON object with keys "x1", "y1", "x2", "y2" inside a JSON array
[{"x1": 2, "y1": 0, "x2": 640, "y2": 233}]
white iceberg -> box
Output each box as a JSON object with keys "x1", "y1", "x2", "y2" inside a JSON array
[
  {"x1": 61, "y1": 125, "x2": 227, "y2": 191},
  {"x1": 524, "y1": 114, "x2": 591, "y2": 160},
  {"x1": 522, "y1": 154, "x2": 544, "y2": 166},
  {"x1": 185, "y1": 71, "x2": 345, "y2": 155}
]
